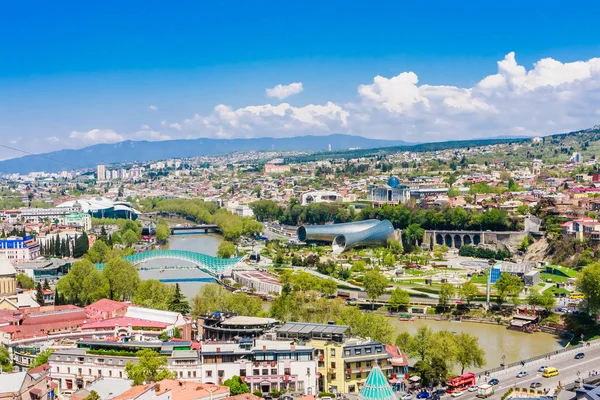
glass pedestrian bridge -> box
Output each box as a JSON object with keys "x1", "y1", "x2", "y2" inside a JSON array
[{"x1": 95, "y1": 249, "x2": 243, "y2": 277}]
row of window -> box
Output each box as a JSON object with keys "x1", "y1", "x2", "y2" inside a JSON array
[{"x1": 343, "y1": 346, "x2": 383, "y2": 357}]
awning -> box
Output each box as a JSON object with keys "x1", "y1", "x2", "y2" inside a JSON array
[{"x1": 409, "y1": 376, "x2": 421, "y2": 382}]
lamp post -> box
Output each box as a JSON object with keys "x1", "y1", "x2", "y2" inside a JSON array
[
  {"x1": 501, "y1": 355, "x2": 506, "y2": 368},
  {"x1": 577, "y1": 371, "x2": 582, "y2": 388}
]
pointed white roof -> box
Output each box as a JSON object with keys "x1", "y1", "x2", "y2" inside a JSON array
[{"x1": 0, "y1": 255, "x2": 16, "y2": 276}]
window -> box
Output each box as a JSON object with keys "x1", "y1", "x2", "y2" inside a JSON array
[
  {"x1": 109, "y1": 371, "x2": 112, "y2": 377},
  {"x1": 218, "y1": 370, "x2": 224, "y2": 377},
  {"x1": 284, "y1": 368, "x2": 291, "y2": 375},
  {"x1": 206, "y1": 370, "x2": 213, "y2": 378},
  {"x1": 271, "y1": 369, "x2": 277, "y2": 375},
  {"x1": 330, "y1": 348, "x2": 336, "y2": 357},
  {"x1": 355, "y1": 349, "x2": 362, "y2": 355},
  {"x1": 188, "y1": 371, "x2": 191, "y2": 378},
  {"x1": 240, "y1": 370, "x2": 247, "y2": 377},
  {"x1": 331, "y1": 373, "x2": 336, "y2": 380},
  {"x1": 88, "y1": 369, "x2": 91, "y2": 375},
  {"x1": 98, "y1": 370, "x2": 102, "y2": 376},
  {"x1": 366, "y1": 361, "x2": 371, "y2": 368},
  {"x1": 262, "y1": 369, "x2": 268, "y2": 375},
  {"x1": 344, "y1": 350, "x2": 351, "y2": 357},
  {"x1": 57, "y1": 367, "x2": 60, "y2": 373},
  {"x1": 119, "y1": 372, "x2": 122, "y2": 378},
  {"x1": 78, "y1": 368, "x2": 82, "y2": 375},
  {"x1": 365, "y1": 347, "x2": 372, "y2": 354},
  {"x1": 307, "y1": 368, "x2": 311, "y2": 375},
  {"x1": 98, "y1": 358, "x2": 104, "y2": 363},
  {"x1": 356, "y1": 372, "x2": 362, "y2": 379},
  {"x1": 67, "y1": 367, "x2": 71, "y2": 374},
  {"x1": 253, "y1": 369, "x2": 259, "y2": 376},
  {"x1": 331, "y1": 362, "x2": 336, "y2": 368},
  {"x1": 355, "y1": 362, "x2": 361, "y2": 368},
  {"x1": 375, "y1": 346, "x2": 383, "y2": 353},
  {"x1": 193, "y1": 371, "x2": 197, "y2": 378}
]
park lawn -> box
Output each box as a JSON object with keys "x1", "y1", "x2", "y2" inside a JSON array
[
  {"x1": 548, "y1": 287, "x2": 570, "y2": 296},
  {"x1": 540, "y1": 273, "x2": 568, "y2": 283},
  {"x1": 403, "y1": 269, "x2": 426, "y2": 276},
  {"x1": 547, "y1": 265, "x2": 578, "y2": 278},
  {"x1": 470, "y1": 275, "x2": 488, "y2": 284}
]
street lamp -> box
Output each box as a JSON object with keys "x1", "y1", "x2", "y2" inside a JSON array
[{"x1": 501, "y1": 355, "x2": 506, "y2": 368}]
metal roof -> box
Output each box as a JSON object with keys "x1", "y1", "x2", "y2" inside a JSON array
[
  {"x1": 277, "y1": 322, "x2": 349, "y2": 335},
  {"x1": 358, "y1": 366, "x2": 396, "y2": 400}
]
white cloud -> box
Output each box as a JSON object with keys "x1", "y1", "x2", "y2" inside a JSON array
[
  {"x1": 134, "y1": 129, "x2": 171, "y2": 141},
  {"x1": 140, "y1": 124, "x2": 150, "y2": 129},
  {"x1": 169, "y1": 122, "x2": 182, "y2": 130},
  {"x1": 70, "y1": 129, "x2": 124, "y2": 144},
  {"x1": 157, "y1": 52, "x2": 600, "y2": 143},
  {"x1": 148, "y1": 105, "x2": 158, "y2": 111},
  {"x1": 265, "y1": 82, "x2": 304, "y2": 100},
  {"x1": 46, "y1": 136, "x2": 60, "y2": 142}
]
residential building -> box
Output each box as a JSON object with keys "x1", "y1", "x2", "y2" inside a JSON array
[
  {"x1": 232, "y1": 270, "x2": 283, "y2": 295},
  {"x1": 264, "y1": 164, "x2": 291, "y2": 175},
  {"x1": 299, "y1": 191, "x2": 344, "y2": 206},
  {"x1": 0, "y1": 235, "x2": 41, "y2": 263},
  {"x1": 0, "y1": 368, "x2": 50, "y2": 400},
  {"x1": 96, "y1": 165, "x2": 106, "y2": 181},
  {"x1": 0, "y1": 256, "x2": 18, "y2": 308},
  {"x1": 113, "y1": 380, "x2": 230, "y2": 400}
]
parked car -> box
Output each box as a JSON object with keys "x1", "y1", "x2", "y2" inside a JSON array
[
  {"x1": 488, "y1": 379, "x2": 499, "y2": 386},
  {"x1": 538, "y1": 366, "x2": 547, "y2": 372},
  {"x1": 575, "y1": 352, "x2": 585, "y2": 359},
  {"x1": 451, "y1": 392, "x2": 464, "y2": 398},
  {"x1": 433, "y1": 389, "x2": 447, "y2": 397},
  {"x1": 401, "y1": 393, "x2": 413, "y2": 400},
  {"x1": 530, "y1": 382, "x2": 542, "y2": 388},
  {"x1": 416, "y1": 392, "x2": 431, "y2": 399},
  {"x1": 467, "y1": 386, "x2": 479, "y2": 392},
  {"x1": 516, "y1": 371, "x2": 528, "y2": 378}
]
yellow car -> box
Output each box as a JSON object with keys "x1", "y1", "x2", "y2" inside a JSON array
[{"x1": 542, "y1": 367, "x2": 559, "y2": 378}]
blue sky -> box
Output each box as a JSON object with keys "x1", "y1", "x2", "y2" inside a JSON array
[{"x1": 1, "y1": 1, "x2": 600, "y2": 160}]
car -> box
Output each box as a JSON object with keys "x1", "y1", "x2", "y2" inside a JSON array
[
  {"x1": 467, "y1": 386, "x2": 479, "y2": 392},
  {"x1": 416, "y1": 392, "x2": 431, "y2": 399},
  {"x1": 401, "y1": 393, "x2": 413, "y2": 400},
  {"x1": 575, "y1": 352, "x2": 585, "y2": 359},
  {"x1": 451, "y1": 392, "x2": 464, "y2": 398},
  {"x1": 516, "y1": 371, "x2": 528, "y2": 378},
  {"x1": 538, "y1": 366, "x2": 548, "y2": 372},
  {"x1": 488, "y1": 379, "x2": 500, "y2": 386},
  {"x1": 530, "y1": 382, "x2": 542, "y2": 389},
  {"x1": 433, "y1": 389, "x2": 447, "y2": 397}
]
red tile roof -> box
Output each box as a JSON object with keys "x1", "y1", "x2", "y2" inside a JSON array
[
  {"x1": 81, "y1": 317, "x2": 169, "y2": 330},
  {"x1": 85, "y1": 299, "x2": 128, "y2": 314}
]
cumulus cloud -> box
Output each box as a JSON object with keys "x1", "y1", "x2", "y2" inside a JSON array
[
  {"x1": 46, "y1": 136, "x2": 60, "y2": 142},
  {"x1": 134, "y1": 129, "x2": 171, "y2": 141},
  {"x1": 69, "y1": 129, "x2": 124, "y2": 144},
  {"x1": 266, "y1": 82, "x2": 304, "y2": 100},
  {"x1": 148, "y1": 105, "x2": 158, "y2": 111},
  {"x1": 161, "y1": 52, "x2": 600, "y2": 143}
]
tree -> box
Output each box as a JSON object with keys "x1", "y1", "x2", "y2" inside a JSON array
[
  {"x1": 454, "y1": 333, "x2": 485, "y2": 373},
  {"x1": 57, "y1": 260, "x2": 109, "y2": 306},
  {"x1": 84, "y1": 391, "x2": 101, "y2": 400},
  {"x1": 494, "y1": 273, "x2": 524, "y2": 305},
  {"x1": 438, "y1": 283, "x2": 455, "y2": 311},
  {"x1": 35, "y1": 282, "x2": 45, "y2": 306},
  {"x1": 223, "y1": 376, "x2": 250, "y2": 395},
  {"x1": 73, "y1": 232, "x2": 89, "y2": 258},
  {"x1": 16, "y1": 273, "x2": 35, "y2": 290},
  {"x1": 85, "y1": 240, "x2": 110, "y2": 264},
  {"x1": 168, "y1": 283, "x2": 191, "y2": 315},
  {"x1": 458, "y1": 281, "x2": 480, "y2": 306},
  {"x1": 388, "y1": 287, "x2": 410, "y2": 312},
  {"x1": 32, "y1": 349, "x2": 53, "y2": 367},
  {"x1": 397, "y1": 326, "x2": 433, "y2": 361},
  {"x1": 155, "y1": 223, "x2": 171, "y2": 243},
  {"x1": 125, "y1": 349, "x2": 174, "y2": 385},
  {"x1": 364, "y1": 269, "x2": 388, "y2": 309},
  {"x1": 447, "y1": 187, "x2": 461, "y2": 198},
  {"x1": 122, "y1": 229, "x2": 139, "y2": 247},
  {"x1": 577, "y1": 262, "x2": 600, "y2": 315},
  {"x1": 317, "y1": 279, "x2": 338, "y2": 297},
  {"x1": 538, "y1": 289, "x2": 556, "y2": 312},
  {"x1": 133, "y1": 280, "x2": 173, "y2": 310},
  {"x1": 43, "y1": 278, "x2": 50, "y2": 290},
  {"x1": 404, "y1": 224, "x2": 425, "y2": 247},
  {"x1": 102, "y1": 258, "x2": 140, "y2": 301},
  {"x1": 0, "y1": 345, "x2": 12, "y2": 372},
  {"x1": 191, "y1": 284, "x2": 232, "y2": 316},
  {"x1": 217, "y1": 241, "x2": 236, "y2": 258}
]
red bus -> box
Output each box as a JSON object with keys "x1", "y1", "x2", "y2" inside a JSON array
[{"x1": 446, "y1": 373, "x2": 476, "y2": 393}]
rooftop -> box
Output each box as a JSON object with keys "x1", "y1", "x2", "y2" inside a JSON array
[{"x1": 220, "y1": 316, "x2": 278, "y2": 326}]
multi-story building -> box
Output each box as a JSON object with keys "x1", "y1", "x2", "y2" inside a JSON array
[
  {"x1": 264, "y1": 164, "x2": 291, "y2": 175},
  {"x1": 367, "y1": 185, "x2": 411, "y2": 206},
  {"x1": 0, "y1": 235, "x2": 41, "y2": 263},
  {"x1": 96, "y1": 165, "x2": 106, "y2": 181}
]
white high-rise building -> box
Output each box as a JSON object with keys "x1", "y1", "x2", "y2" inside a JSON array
[{"x1": 96, "y1": 165, "x2": 106, "y2": 181}]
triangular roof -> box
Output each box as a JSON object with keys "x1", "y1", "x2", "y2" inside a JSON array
[{"x1": 358, "y1": 366, "x2": 395, "y2": 400}]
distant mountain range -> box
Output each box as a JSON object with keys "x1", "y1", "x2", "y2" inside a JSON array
[{"x1": 0, "y1": 134, "x2": 414, "y2": 174}]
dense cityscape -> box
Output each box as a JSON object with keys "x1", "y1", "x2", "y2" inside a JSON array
[{"x1": 3, "y1": 3, "x2": 600, "y2": 400}]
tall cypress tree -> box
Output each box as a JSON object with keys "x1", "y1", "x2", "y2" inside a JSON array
[
  {"x1": 43, "y1": 278, "x2": 50, "y2": 290},
  {"x1": 35, "y1": 282, "x2": 45, "y2": 306},
  {"x1": 168, "y1": 284, "x2": 190, "y2": 315}
]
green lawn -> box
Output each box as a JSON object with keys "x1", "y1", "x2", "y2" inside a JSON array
[
  {"x1": 546, "y1": 265, "x2": 578, "y2": 278},
  {"x1": 403, "y1": 269, "x2": 426, "y2": 276},
  {"x1": 540, "y1": 273, "x2": 568, "y2": 283},
  {"x1": 548, "y1": 287, "x2": 570, "y2": 296},
  {"x1": 469, "y1": 275, "x2": 488, "y2": 284}
]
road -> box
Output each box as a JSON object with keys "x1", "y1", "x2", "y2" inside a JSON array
[{"x1": 457, "y1": 343, "x2": 600, "y2": 399}]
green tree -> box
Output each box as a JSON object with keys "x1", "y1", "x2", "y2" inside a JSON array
[
  {"x1": 0, "y1": 345, "x2": 12, "y2": 372},
  {"x1": 404, "y1": 224, "x2": 425, "y2": 247},
  {"x1": 85, "y1": 240, "x2": 110, "y2": 264},
  {"x1": 317, "y1": 279, "x2": 338, "y2": 297},
  {"x1": 447, "y1": 187, "x2": 461, "y2": 198},
  {"x1": 388, "y1": 287, "x2": 410, "y2": 311},
  {"x1": 32, "y1": 349, "x2": 54, "y2": 367},
  {"x1": 454, "y1": 333, "x2": 486, "y2": 373},
  {"x1": 396, "y1": 326, "x2": 433, "y2": 361},
  {"x1": 125, "y1": 349, "x2": 175, "y2": 385},
  {"x1": 217, "y1": 241, "x2": 236, "y2": 258},
  {"x1": 168, "y1": 283, "x2": 191, "y2": 315},
  {"x1": 133, "y1": 280, "x2": 173, "y2": 310},
  {"x1": 494, "y1": 273, "x2": 524, "y2": 305},
  {"x1": 43, "y1": 278, "x2": 50, "y2": 290},
  {"x1": 57, "y1": 260, "x2": 109, "y2": 305},
  {"x1": 223, "y1": 376, "x2": 250, "y2": 395},
  {"x1": 191, "y1": 284, "x2": 231, "y2": 316},
  {"x1": 102, "y1": 258, "x2": 140, "y2": 301},
  {"x1": 73, "y1": 232, "x2": 90, "y2": 258},
  {"x1": 438, "y1": 283, "x2": 455, "y2": 311},
  {"x1": 364, "y1": 269, "x2": 388, "y2": 309},
  {"x1": 16, "y1": 273, "x2": 35, "y2": 290},
  {"x1": 155, "y1": 223, "x2": 171, "y2": 243},
  {"x1": 35, "y1": 282, "x2": 45, "y2": 306},
  {"x1": 538, "y1": 289, "x2": 556, "y2": 312},
  {"x1": 122, "y1": 229, "x2": 139, "y2": 247},
  {"x1": 84, "y1": 391, "x2": 101, "y2": 400},
  {"x1": 458, "y1": 281, "x2": 480, "y2": 306},
  {"x1": 577, "y1": 262, "x2": 600, "y2": 315}
]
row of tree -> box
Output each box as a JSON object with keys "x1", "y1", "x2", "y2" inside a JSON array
[{"x1": 40, "y1": 232, "x2": 90, "y2": 258}]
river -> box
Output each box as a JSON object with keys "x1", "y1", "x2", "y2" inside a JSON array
[
  {"x1": 388, "y1": 319, "x2": 564, "y2": 371},
  {"x1": 138, "y1": 233, "x2": 223, "y2": 300},
  {"x1": 139, "y1": 234, "x2": 564, "y2": 366}
]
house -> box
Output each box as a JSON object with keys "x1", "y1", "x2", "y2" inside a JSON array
[
  {"x1": 112, "y1": 380, "x2": 230, "y2": 400},
  {"x1": 0, "y1": 369, "x2": 49, "y2": 400}
]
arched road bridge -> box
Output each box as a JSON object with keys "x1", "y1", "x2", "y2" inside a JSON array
[{"x1": 95, "y1": 249, "x2": 243, "y2": 278}]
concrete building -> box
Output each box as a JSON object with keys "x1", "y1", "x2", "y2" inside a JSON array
[
  {"x1": 300, "y1": 191, "x2": 344, "y2": 206},
  {"x1": 232, "y1": 270, "x2": 283, "y2": 295},
  {"x1": 0, "y1": 256, "x2": 18, "y2": 309},
  {"x1": 264, "y1": 164, "x2": 291, "y2": 175},
  {"x1": 97, "y1": 165, "x2": 106, "y2": 181},
  {"x1": 0, "y1": 235, "x2": 40, "y2": 263},
  {"x1": 199, "y1": 314, "x2": 279, "y2": 341},
  {"x1": 367, "y1": 185, "x2": 410, "y2": 206},
  {"x1": 0, "y1": 368, "x2": 50, "y2": 400}
]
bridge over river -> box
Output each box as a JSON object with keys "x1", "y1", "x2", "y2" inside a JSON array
[{"x1": 95, "y1": 249, "x2": 243, "y2": 277}]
